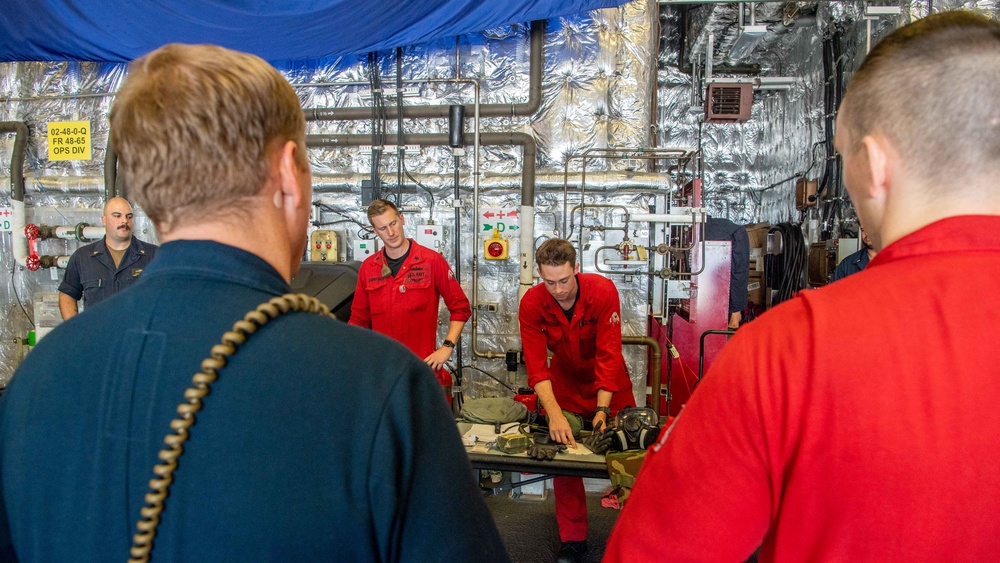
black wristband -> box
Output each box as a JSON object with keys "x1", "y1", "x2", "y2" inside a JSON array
[
  {"x1": 442, "y1": 340, "x2": 456, "y2": 348},
  {"x1": 595, "y1": 406, "x2": 611, "y2": 416}
]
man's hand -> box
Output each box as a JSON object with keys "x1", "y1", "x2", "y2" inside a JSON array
[
  {"x1": 728, "y1": 311, "x2": 742, "y2": 330},
  {"x1": 583, "y1": 420, "x2": 614, "y2": 454},
  {"x1": 591, "y1": 410, "x2": 608, "y2": 431},
  {"x1": 423, "y1": 346, "x2": 453, "y2": 371},
  {"x1": 547, "y1": 411, "x2": 578, "y2": 448}
]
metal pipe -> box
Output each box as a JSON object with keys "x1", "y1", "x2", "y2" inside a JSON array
[
  {"x1": 308, "y1": 171, "x2": 680, "y2": 193},
  {"x1": 562, "y1": 147, "x2": 694, "y2": 240},
  {"x1": 568, "y1": 204, "x2": 631, "y2": 241},
  {"x1": 2, "y1": 122, "x2": 28, "y2": 202},
  {"x1": 104, "y1": 140, "x2": 119, "y2": 200},
  {"x1": 303, "y1": 20, "x2": 545, "y2": 122},
  {"x1": 592, "y1": 245, "x2": 648, "y2": 276},
  {"x1": 622, "y1": 335, "x2": 664, "y2": 418},
  {"x1": 697, "y1": 329, "x2": 736, "y2": 387},
  {"x1": 3, "y1": 121, "x2": 30, "y2": 268},
  {"x1": 38, "y1": 224, "x2": 104, "y2": 241},
  {"x1": 39, "y1": 255, "x2": 71, "y2": 269}
]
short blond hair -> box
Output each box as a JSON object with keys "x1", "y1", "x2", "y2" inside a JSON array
[
  {"x1": 366, "y1": 199, "x2": 400, "y2": 223},
  {"x1": 110, "y1": 44, "x2": 306, "y2": 232}
]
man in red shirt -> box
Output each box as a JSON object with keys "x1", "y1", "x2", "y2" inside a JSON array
[
  {"x1": 607, "y1": 11, "x2": 1000, "y2": 562},
  {"x1": 519, "y1": 238, "x2": 634, "y2": 563},
  {"x1": 350, "y1": 199, "x2": 470, "y2": 396}
]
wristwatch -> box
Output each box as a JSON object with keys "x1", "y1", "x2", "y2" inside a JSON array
[
  {"x1": 595, "y1": 406, "x2": 611, "y2": 417},
  {"x1": 442, "y1": 340, "x2": 456, "y2": 348}
]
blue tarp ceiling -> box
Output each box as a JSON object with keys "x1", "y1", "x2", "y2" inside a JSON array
[{"x1": 0, "y1": 0, "x2": 631, "y2": 63}]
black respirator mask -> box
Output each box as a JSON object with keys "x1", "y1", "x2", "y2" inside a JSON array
[{"x1": 609, "y1": 407, "x2": 661, "y2": 452}]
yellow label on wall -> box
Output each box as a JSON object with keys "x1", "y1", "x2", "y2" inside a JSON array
[{"x1": 47, "y1": 120, "x2": 92, "y2": 161}]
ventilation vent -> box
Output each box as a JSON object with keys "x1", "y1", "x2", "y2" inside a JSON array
[{"x1": 704, "y1": 83, "x2": 752, "y2": 123}]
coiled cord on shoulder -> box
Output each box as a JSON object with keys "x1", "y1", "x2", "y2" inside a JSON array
[{"x1": 128, "y1": 293, "x2": 333, "y2": 563}]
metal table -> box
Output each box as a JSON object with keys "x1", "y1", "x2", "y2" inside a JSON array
[{"x1": 459, "y1": 422, "x2": 610, "y2": 482}]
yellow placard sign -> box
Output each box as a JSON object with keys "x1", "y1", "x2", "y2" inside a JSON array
[{"x1": 48, "y1": 120, "x2": 92, "y2": 161}]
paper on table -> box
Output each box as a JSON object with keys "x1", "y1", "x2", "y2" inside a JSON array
[
  {"x1": 461, "y1": 423, "x2": 521, "y2": 446},
  {"x1": 563, "y1": 443, "x2": 594, "y2": 456}
]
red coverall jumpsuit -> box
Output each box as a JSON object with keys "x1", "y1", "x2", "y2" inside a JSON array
[
  {"x1": 349, "y1": 239, "x2": 471, "y2": 388},
  {"x1": 519, "y1": 272, "x2": 635, "y2": 542}
]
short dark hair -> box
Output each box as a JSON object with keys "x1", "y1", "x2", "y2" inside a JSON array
[
  {"x1": 366, "y1": 199, "x2": 399, "y2": 223},
  {"x1": 841, "y1": 11, "x2": 1000, "y2": 187},
  {"x1": 535, "y1": 238, "x2": 576, "y2": 268}
]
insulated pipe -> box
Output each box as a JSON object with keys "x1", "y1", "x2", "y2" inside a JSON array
[
  {"x1": 103, "y1": 140, "x2": 125, "y2": 200},
  {"x1": 449, "y1": 104, "x2": 465, "y2": 409},
  {"x1": 39, "y1": 255, "x2": 71, "y2": 269},
  {"x1": 306, "y1": 132, "x2": 533, "y2": 197},
  {"x1": 622, "y1": 335, "x2": 664, "y2": 418},
  {"x1": 306, "y1": 130, "x2": 535, "y2": 361},
  {"x1": 2, "y1": 121, "x2": 30, "y2": 268},
  {"x1": 39, "y1": 224, "x2": 104, "y2": 241},
  {"x1": 309, "y1": 171, "x2": 684, "y2": 193},
  {"x1": 303, "y1": 20, "x2": 545, "y2": 122}
]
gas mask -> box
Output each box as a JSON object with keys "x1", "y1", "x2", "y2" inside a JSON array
[{"x1": 609, "y1": 407, "x2": 661, "y2": 452}]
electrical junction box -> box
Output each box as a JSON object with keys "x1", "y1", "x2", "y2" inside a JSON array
[
  {"x1": 484, "y1": 228, "x2": 508, "y2": 260},
  {"x1": 309, "y1": 230, "x2": 340, "y2": 262},
  {"x1": 416, "y1": 224, "x2": 445, "y2": 251},
  {"x1": 353, "y1": 238, "x2": 380, "y2": 261},
  {"x1": 795, "y1": 178, "x2": 818, "y2": 210}
]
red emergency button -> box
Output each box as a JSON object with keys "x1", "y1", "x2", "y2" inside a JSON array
[{"x1": 487, "y1": 242, "x2": 505, "y2": 257}]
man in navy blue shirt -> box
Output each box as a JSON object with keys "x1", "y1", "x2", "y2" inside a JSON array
[
  {"x1": 832, "y1": 225, "x2": 877, "y2": 282},
  {"x1": 0, "y1": 43, "x2": 508, "y2": 563},
  {"x1": 58, "y1": 196, "x2": 157, "y2": 319}
]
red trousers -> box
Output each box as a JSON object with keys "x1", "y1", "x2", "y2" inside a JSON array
[{"x1": 554, "y1": 476, "x2": 588, "y2": 541}]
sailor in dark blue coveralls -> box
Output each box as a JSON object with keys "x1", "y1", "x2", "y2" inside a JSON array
[{"x1": 57, "y1": 196, "x2": 157, "y2": 319}]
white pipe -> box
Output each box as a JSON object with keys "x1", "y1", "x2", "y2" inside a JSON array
[
  {"x1": 630, "y1": 212, "x2": 707, "y2": 224},
  {"x1": 81, "y1": 226, "x2": 104, "y2": 240},
  {"x1": 518, "y1": 205, "x2": 535, "y2": 300},
  {"x1": 11, "y1": 199, "x2": 27, "y2": 268},
  {"x1": 52, "y1": 226, "x2": 76, "y2": 239},
  {"x1": 51, "y1": 224, "x2": 103, "y2": 241}
]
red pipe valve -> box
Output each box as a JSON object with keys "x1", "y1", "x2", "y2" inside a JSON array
[{"x1": 24, "y1": 224, "x2": 41, "y2": 271}]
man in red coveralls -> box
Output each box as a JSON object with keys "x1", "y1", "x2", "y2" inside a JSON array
[
  {"x1": 519, "y1": 238, "x2": 634, "y2": 563},
  {"x1": 350, "y1": 199, "x2": 470, "y2": 398},
  {"x1": 607, "y1": 11, "x2": 1000, "y2": 562}
]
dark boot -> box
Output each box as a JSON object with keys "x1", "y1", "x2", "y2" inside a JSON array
[{"x1": 556, "y1": 540, "x2": 587, "y2": 563}]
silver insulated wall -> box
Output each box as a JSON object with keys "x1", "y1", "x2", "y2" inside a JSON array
[{"x1": 3, "y1": 0, "x2": 999, "y2": 398}]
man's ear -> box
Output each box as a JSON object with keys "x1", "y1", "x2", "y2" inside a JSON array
[
  {"x1": 276, "y1": 140, "x2": 304, "y2": 209},
  {"x1": 574, "y1": 262, "x2": 581, "y2": 274},
  {"x1": 862, "y1": 133, "x2": 892, "y2": 201}
]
